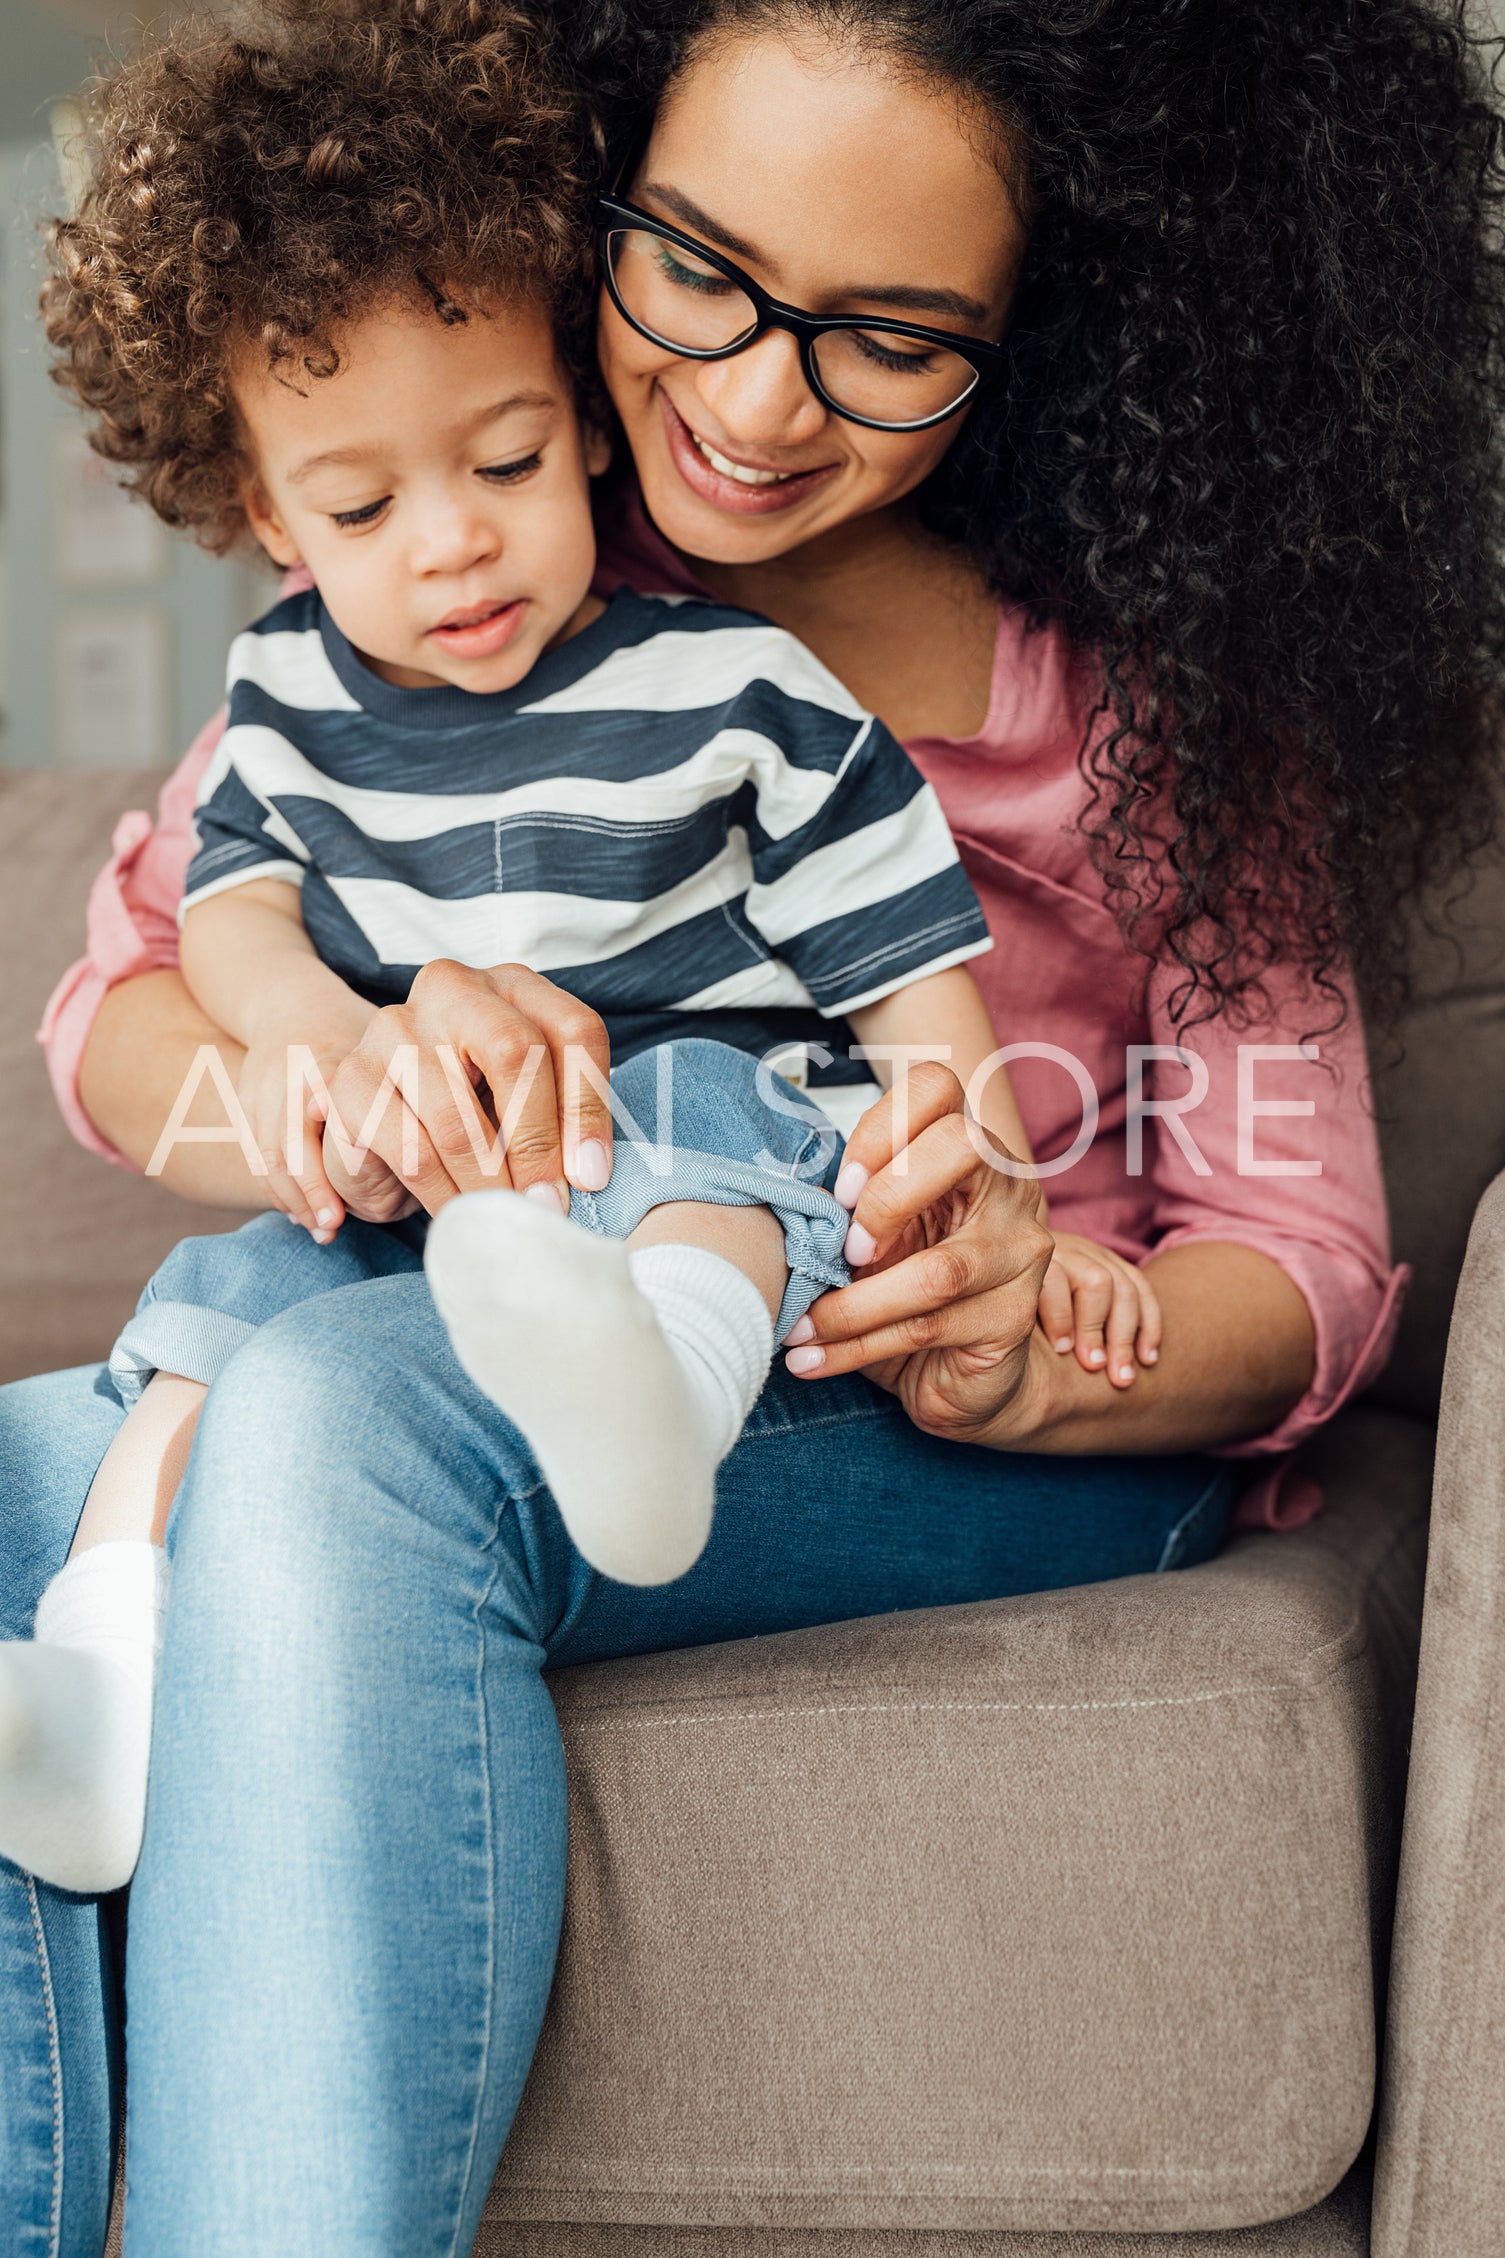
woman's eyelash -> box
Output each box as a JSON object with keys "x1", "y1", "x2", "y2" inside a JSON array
[
  {"x1": 478, "y1": 453, "x2": 543, "y2": 484},
  {"x1": 331, "y1": 498, "x2": 389, "y2": 529}
]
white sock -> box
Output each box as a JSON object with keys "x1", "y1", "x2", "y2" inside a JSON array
[
  {"x1": 425, "y1": 1193, "x2": 775, "y2": 1586},
  {"x1": 0, "y1": 1541, "x2": 169, "y2": 1892}
]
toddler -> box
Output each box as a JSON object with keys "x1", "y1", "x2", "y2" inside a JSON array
[{"x1": 0, "y1": 0, "x2": 1151, "y2": 1893}]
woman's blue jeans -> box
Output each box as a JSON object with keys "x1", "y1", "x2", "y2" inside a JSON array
[{"x1": 0, "y1": 1286, "x2": 1233, "y2": 2256}]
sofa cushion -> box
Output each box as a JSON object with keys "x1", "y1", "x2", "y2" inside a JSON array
[
  {"x1": 484, "y1": 1410, "x2": 1429, "y2": 2240},
  {"x1": 487, "y1": 2154, "x2": 1372, "y2": 2255},
  {"x1": 0, "y1": 771, "x2": 245, "y2": 1384}
]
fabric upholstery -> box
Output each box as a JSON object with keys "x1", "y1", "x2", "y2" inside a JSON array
[
  {"x1": 1373, "y1": 1169, "x2": 1505, "y2": 2258},
  {"x1": 486, "y1": 2157, "x2": 1373, "y2": 2257},
  {"x1": 1365, "y1": 849, "x2": 1505, "y2": 1422},
  {"x1": 483, "y1": 1413, "x2": 1428, "y2": 2238},
  {"x1": 0, "y1": 771, "x2": 244, "y2": 1385}
]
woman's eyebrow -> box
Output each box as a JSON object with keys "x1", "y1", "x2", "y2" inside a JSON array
[{"x1": 637, "y1": 181, "x2": 989, "y2": 324}]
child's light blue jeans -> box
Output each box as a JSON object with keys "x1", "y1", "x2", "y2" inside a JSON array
[{"x1": 107, "y1": 1039, "x2": 854, "y2": 1413}]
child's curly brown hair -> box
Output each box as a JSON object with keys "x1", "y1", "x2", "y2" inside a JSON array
[{"x1": 43, "y1": 0, "x2": 602, "y2": 552}]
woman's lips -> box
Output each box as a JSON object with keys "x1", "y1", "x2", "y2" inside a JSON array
[
  {"x1": 426, "y1": 598, "x2": 527, "y2": 659},
  {"x1": 658, "y1": 392, "x2": 839, "y2": 516}
]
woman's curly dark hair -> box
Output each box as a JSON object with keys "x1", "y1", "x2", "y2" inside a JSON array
[
  {"x1": 43, "y1": 0, "x2": 601, "y2": 552},
  {"x1": 571, "y1": 0, "x2": 1505, "y2": 1026}
]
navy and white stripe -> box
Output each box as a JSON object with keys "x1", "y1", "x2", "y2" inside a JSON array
[{"x1": 186, "y1": 587, "x2": 991, "y2": 1036}]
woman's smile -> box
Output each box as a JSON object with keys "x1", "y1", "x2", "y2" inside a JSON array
[{"x1": 657, "y1": 388, "x2": 842, "y2": 515}]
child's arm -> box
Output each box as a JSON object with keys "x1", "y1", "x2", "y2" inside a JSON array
[
  {"x1": 847, "y1": 966, "x2": 1162, "y2": 1388},
  {"x1": 180, "y1": 881, "x2": 375, "y2": 1238}
]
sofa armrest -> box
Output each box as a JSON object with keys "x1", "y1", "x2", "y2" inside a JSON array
[{"x1": 1375, "y1": 1168, "x2": 1505, "y2": 2257}]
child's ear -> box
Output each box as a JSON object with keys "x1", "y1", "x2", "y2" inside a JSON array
[
  {"x1": 240, "y1": 474, "x2": 304, "y2": 570},
  {"x1": 583, "y1": 423, "x2": 613, "y2": 479}
]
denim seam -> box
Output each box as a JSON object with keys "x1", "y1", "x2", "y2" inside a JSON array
[
  {"x1": 24, "y1": 1877, "x2": 63, "y2": 2258},
  {"x1": 1152, "y1": 1467, "x2": 1229, "y2": 1575},
  {"x1": 447, "y1": 1511, "x2": 512, "y2": 2255},
  {"x1": 743, "y1": 1399, "x2": 893, "y2": 1440}
]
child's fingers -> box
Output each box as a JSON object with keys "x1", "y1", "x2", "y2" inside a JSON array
[
  {"x1": 1134, "y1": 1268, "x2": 1164, "y2": 1367},
  {"x1": 1037, "y1": 1257, "x2": 1076, "y2": 1354},
  {"x1": 260, "y1": 1150, "x2": 320, "y2": 1236},
  {"x1": 268, "y1": 1099, "x2": 344, "y2": 1242},
  {"x1": 1103, "y1": 1268, "x2": 1144, "y2": 1389},
  {"x1": 1067, "y1": 1258, "x2": 1115, "y2": 1374},
  {"x1": 291, "y1": 1156, "x2": 344, "y2": 1243}
]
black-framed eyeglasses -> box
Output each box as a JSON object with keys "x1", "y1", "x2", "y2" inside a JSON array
[{"x1": 597, "y1": 192, "x2": 1004, "y2": 433}]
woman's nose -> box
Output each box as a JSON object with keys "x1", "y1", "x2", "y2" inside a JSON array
[{"x1": 691, "y1": 328, "x2": 830, "y2": 450}]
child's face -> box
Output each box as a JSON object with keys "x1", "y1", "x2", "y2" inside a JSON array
[{"x1": 235, "y1": 294, "x2": 608, "y2": 692}]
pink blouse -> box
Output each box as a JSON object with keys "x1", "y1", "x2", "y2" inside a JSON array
[{"x1": 39, "y1": 502, "x2": 1405, "y2": 1510}]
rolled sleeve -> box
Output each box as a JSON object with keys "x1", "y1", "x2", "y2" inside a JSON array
[
  {"x1": 37, "y1": 710, "x2": 226, "y2": 1168},
  {"x1": 1139, "y1": 960, "x2": 1406, "y2": 1478}
]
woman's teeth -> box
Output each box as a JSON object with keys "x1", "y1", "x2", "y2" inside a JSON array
[{"x1": 692, "y1": 432, "x2": 797, "y2": 486}]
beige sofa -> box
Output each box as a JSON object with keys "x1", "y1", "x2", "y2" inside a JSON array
[{"x1": 4, "y1": 768, "x2": 1502, "y2": 2258}]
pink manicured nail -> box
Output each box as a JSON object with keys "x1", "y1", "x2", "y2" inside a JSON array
[
  {"x1": 1117, "y1": 1364, "x2": 1134, "y2": 1383},
  {"x1": 315, "y1": 1208, "x2": 337, "y2": 1229},
  {"x1": 844, "y1": 1220, "x2": 877, "y2": 1266},
  {"x1": 833, "y1": 1161, "x2": 869, "y2": 1211},
  {"x1": 524, "y1": 1182, "x2": 565, "y2": 1214},
  {"x1": 1088, "y1": 1347, "x2": 1106, "y2": 1367},
  {"x1": 1143, "y1": 1347, "x2": 1160, "y2": 1364},
  {"x1": 572, "y1": 1139, "x2": 611, "y2": 1191},
  {"x1": 785, "y1": 1345, "x2": 826, "y2": 1375},
  {"x1": 1053, "y1": 1336, "x2": 1073, "y2": 1354},
  {"x1": 786, "y1": 1315, "x2": 816, "y2": 1345}
]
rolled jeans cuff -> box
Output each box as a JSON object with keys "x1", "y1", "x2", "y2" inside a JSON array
[
  {"x1": 108, "y1": 1302, "x2": 260, "y2": 1408},
  {"x1": 574, "y1": 1143, "x2": 850, "y2": 1343}
]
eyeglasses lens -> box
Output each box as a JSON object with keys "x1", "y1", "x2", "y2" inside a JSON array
[{"x1": 607, "y1": 228, "x2": 980, "y2": 426}]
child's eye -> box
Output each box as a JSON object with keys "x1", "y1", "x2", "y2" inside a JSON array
[
  {"x1": 330, "y1": 497, "x2": 390, "y2": 529},
  {"x1": 478, "y1": 452, "x2": 543, "y2": 485}
]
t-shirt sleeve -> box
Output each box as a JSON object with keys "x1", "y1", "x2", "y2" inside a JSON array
[
  {"x1": 181, "y1": 730, "x2": 309, "y2": 913},
  {"x1": 742, "y1": 707, "x2": 992, "y2": 1015}
]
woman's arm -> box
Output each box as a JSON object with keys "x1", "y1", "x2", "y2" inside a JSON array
[
  {"x1": 978, "y1": 1241, "x2": 1315, "y2": 1455},
  {"x1": 78, "y1": 970, "x2": 268, "y2": 1207}
]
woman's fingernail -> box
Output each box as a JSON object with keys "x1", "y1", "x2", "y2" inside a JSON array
[
  {"x1": 785, "y1": 1345, "x2": 826, "y2": 1375},
  {"x1": 1053, "y1": 1336, "x2": 1073, "y2": 1354},
  {"x1": 572, "y1": 1139, "x2": 611, "y2": 1192},
  {"x1": 786, "y1": 1315, "x2": 816, "y2": 1345},
  {"x1": 1143, "y1": 1347, "x2": 1159, "y2": 1364},
  {"x1": 844, "y1": 1220, "x2": 878, "y2": 1266},
  {"x1": 1088, "y1": 1347, "x2": 1106, "y2": 1367},
  {"x1": 833, "y1": 1162, "x2": 869, "y2": 1211},
  {"x1": 1117, "y1": 1364, "x2": 1135, "y2": 1383},
  {"x1": 524, "y1": 1182, "x2": 565, "y2": 1214},
  {"x1": 315, "y1": 1208, "x2": 337, "y2": 1229}
]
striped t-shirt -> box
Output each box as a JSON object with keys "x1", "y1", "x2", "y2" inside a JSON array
[{"x1": 185, "y1": 586, "x2": 992, "y2": 1074}]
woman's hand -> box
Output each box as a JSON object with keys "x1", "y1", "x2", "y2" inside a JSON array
[
  {"x1": 782, "y1": 1063, "x2": 1055, "y2": 1444},
  {"x1": 318, "y1": 961, "x2": 616, "y2": 1219}
]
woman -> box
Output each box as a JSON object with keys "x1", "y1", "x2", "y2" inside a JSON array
[{"x1": 5, "y1": 0, "x2": 1501, "y2": 2248}]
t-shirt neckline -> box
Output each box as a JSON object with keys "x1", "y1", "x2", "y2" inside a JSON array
[{"x1": 317, "y1": 587, "x2": 644, "y2": 731}]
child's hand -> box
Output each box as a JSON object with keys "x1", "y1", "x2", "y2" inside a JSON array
[
  {"x1": 1037, "y1": 1234, "x2": 1162, "y2": 1389},
  {"x1": 238, "y1": 1031, "x2": 356, "y2": 1244}
]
